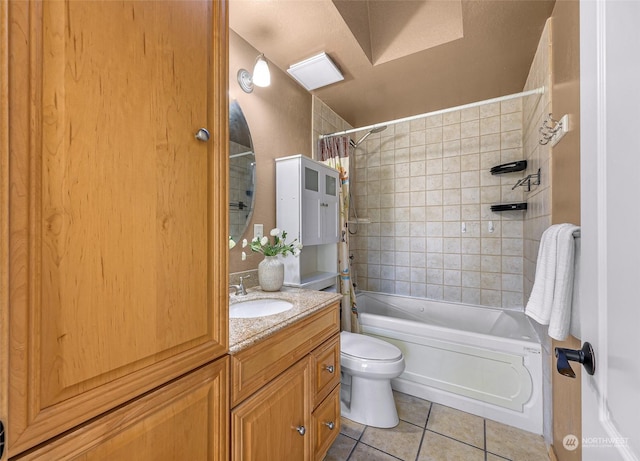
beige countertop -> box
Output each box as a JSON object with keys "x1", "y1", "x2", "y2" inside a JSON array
[{"x1": 229, "y1": 287, "x2": 342, "y2": 354}]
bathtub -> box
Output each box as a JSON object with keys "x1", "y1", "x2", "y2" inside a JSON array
[{"x1": 356, "y1": 291, "x2": 543, "y2": 434}]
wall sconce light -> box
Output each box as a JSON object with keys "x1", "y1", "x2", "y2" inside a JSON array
[{"x1": 237, "y1": 54, "x2": 271, "y2": 93}]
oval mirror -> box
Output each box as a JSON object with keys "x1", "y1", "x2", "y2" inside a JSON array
[{"x1": 229, "y1": 101, "x2": 256, "y2": 243}]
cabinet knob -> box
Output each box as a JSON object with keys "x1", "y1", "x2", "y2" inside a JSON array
[
  {"x1": 324, "y1": 365, "x2": 335, "y2": 373},
  {"x1": 195, "y1": 128, "x2": 210, "y2": 142},
  {"x1": 324, "y1": 421, "x2": 335, "y2": 430},
  {"x1": 295, "y1": 425, "x2": 306, "y2": 436}
]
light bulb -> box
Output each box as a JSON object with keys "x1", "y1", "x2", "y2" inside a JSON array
[{"x1": 252, "y1": 55, "x2": 271, "y2": 88}]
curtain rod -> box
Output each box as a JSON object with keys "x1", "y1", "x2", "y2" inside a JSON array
[{"x1": 319, "y1": 86, "x2": 545, "y2": 139}]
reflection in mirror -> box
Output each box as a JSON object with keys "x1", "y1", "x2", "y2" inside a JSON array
[{"x1": 229, "y1": 100, "x2": 256, "y2": 242}]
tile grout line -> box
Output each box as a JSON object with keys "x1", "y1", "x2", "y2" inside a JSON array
[
  {"x1": 484, "y1": 419, "x2": 488, "y2": 461},
  {"x1": 414, "y1": 403, "x2": 434, "y2": 461},
  {"x1": 355, "y1": 441, "x2": 406, "y2": 461},
  {"x1": 423, "y1": 428, "x2": 486, "y2": 454},
  {"x1": 344, "y1": 422, "x2": 367, "y2": 461}
]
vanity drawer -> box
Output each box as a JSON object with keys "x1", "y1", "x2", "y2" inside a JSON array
[
  {"x1": 231, "y1": 302, "x2": 339, "y2": 407},
  {"x1": 311, "y1": 334, "x2": 340, "y2": 406},
  {"x1": 312, "y1": 386, "x2": 341, "y2": 461}
]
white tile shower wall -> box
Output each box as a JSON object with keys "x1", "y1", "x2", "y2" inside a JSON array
[
  {"x1": 522, "y1": 18, "x2": 552, "y2": 445},
  {"x1": 523, "y1": 20, "x2": 553, "y2": 301},
  {"x1": 312, "y1": 96, "x2": 353, "y2": 159},
  {"x1": 349, "y1": 101, "x2": 526, "y2": 308}
]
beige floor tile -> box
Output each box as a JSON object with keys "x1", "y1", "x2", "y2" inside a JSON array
[
  {"x1": 418, "y1": 431, "x2": 485, "y2": 461},
  {"x1": 426, "y1": 404, "x2": 485, "y2": 449},
  {"x1": 340, "y1": 416, "x2": 366, "y2": 440},
  {"x1": 323, "y1": 434, "x2": 357, "y2": 461},
  {"x1": 349, "y1": 443, "x2": 401, "y2": 461},
  {"x1": 486, "y1": 419, "x2": 549, "y2": 461},
  {"x1": 360, "y1": 420, "x2": 424, "y2": 460},
  {"x1": 486, "y1": 454, "x2": 511, "y2": 461},
  {"x1": 394, "y1": 390, "x2": 432, "y2": 427}
]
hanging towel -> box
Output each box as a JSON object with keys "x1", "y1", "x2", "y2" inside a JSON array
[{"x1": 525, "y1": 223, "x2": 580, "y2": 340}]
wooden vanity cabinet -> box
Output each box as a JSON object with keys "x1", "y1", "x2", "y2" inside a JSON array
[
  {"x1": 3, "y1": 0, "x2": 229, "y2": 458},
  {"x1": 230, "y1": 303, "x2": 341, "y2": 461}
]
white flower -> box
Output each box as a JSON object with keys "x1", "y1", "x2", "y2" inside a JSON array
[
  {"x1": 248, "y1": 227, "x2": 299, "y2": 257},
  {"x1": 241, "y1": 251, "x2": 247, "y2": 261},
  {"x1": 293, "y1": 248, "x2": 301, "y2": 256},
  {"x1": 229, "y1": 238, "x2": 236, "y2": 249},
  {"x1": 242, "y1": 239, "x2": 248, "y2": 248}
]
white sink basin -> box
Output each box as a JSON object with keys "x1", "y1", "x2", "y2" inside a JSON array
[{"x1": 230, "y1": 299, "x2": 294, "y2": 319}]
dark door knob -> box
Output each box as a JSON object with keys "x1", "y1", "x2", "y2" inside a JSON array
[{"x1": 555, "y1": 342, "x2": 596, "y2": 378}]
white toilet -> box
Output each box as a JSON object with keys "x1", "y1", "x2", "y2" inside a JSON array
[{"x1": 340, "y1": 331, "x2": 405, "y2": 428}]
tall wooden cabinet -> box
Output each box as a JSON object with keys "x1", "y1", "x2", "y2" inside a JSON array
[{"x1": 2, "y1": 1, "x2": 229, "y2": 459}]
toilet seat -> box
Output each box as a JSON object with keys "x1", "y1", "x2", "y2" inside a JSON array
[{"x1": 340, "y1": 331, "x2": 402, "y2": 361}]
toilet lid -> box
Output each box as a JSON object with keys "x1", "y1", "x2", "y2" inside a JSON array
[{"x1": 340, "y1": 331, "x2": 402, "y2": 361}]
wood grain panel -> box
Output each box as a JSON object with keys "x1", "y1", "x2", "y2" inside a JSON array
[
  {"x1": 552, "y1": 336, "x2": 582, "y2": 461},
  {"x1": 15, "y1": 357, "x2": 229, "y2": 461},
  {"x1": 232, "y1": 358, "x2": 311, "y2": 461},
  {"x1": 311, "y1": 335, "x2": 340, "y2": 407},
  {"x1": 1, "y1": 1, "x2": 9, "y2": 459},
  {"x1": 312, "y1": 387, "x2": 341, "y2": 461},
  {"x1": 39, "y1": 0, "x2": 211, "y2": 399},
  {"x1": 231, "y1": 303, "x2": 340, "y2": 407},
  {"x1": 7, "y1": 0, "x2": 229, "y2": 455}
]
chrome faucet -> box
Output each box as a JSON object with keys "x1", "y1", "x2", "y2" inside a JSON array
[{"x1": 229, "y1": 275, "x2": 250, "y2": 296}]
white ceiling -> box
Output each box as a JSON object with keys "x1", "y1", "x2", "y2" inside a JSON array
[{"x1": 230, "y1": 0, "x2": 555, "y2": 128}]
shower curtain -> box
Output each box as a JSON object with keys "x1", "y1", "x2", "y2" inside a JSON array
[{"x1": 318, "y1": 135, "x2": 360, "y2": 333}]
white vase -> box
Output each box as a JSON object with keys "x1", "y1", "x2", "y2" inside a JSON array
[{"x1": 258, "y1": 255, "x2": 284, "y2": 292}]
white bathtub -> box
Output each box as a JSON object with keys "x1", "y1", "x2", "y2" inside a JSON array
[{"x1": 356, "y1": 291, "x2": 543, "y2": 434}]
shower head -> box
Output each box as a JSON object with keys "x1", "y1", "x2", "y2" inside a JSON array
[
  {"x1": 369, "y1": 126, "x2": 388, "y2": 134},
  {"x1": 350, "y1": 125, "x2": 388, "y2": 148}
]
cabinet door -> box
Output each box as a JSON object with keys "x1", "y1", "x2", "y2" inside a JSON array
[
  {"x1": 311, "y1": 335, "x2": 341, "y2": 407},
  {"x1": 302, "y1": 164, "x2": 322, "y2": 245},
  {"x1": 322, "y1": 171, "x2": 340, "y2": 244},
  {"x1": 232, "y1": 358, "x2": 311, "y2": 461},
  {"x1": 16, "y1": 358, "x2": 229, "y2": 461},
  {"x1": 312, "y1": 387, "x2": 341, "y2": 461},
  {"x1": 6, "y1": 0, "x2": 229, "y2": 454}
]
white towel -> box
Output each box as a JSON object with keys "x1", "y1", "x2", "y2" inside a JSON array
[
  {"x1": 525, "y1": 223, "x2": 580, "y2": 340},
  {"x1": 568, "y1": 237, "x2": 581, "y2": 339}
]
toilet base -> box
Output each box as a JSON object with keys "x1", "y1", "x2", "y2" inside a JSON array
[{"x1": 340, "y1": 375, "x2": 399, "y2": 428}]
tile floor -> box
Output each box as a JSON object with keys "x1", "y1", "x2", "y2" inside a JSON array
[{"x1": 324, "y1": 391, "x2": 550, "y2": 461}]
